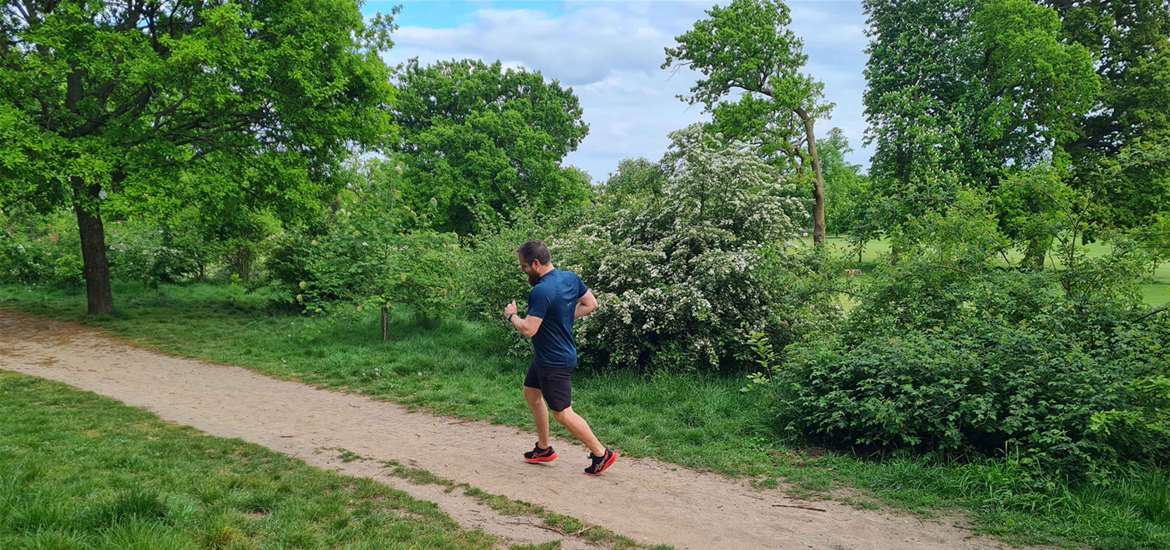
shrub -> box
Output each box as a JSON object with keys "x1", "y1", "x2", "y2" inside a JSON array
[
  {"x1": 267, "y1": 159, "x2": 417, "y2": 311},
  {"x1": 769, "y1": 196, "x2": 1170, "y2": 478},
  {"x1": 456, "y1": 208, "x2": 560, "y2": 322},
  {"x1": 558, "y1": 125, "x2": 815, "y2": 371},
  {"x1": 268, "y1": 216, "x2": 463, "y2": 318},
  {"x1": 269, "y1": 226, "x2": 389, "y2": 311},
  {"x1": 0, "y1": 210, "x2": 83, "y2": 287},
  {"x1": 106, "y1": 219, "x2": 205, "y2": 285},
  {"x1": 774, "y1": 313, "x2": 1137, "y2": 475},
  {"x1": 1088, "y1": 314, "x2": 1170, "y2": 469},
  {"x1": 375, "y1": 231, "x2": 464, "y2": 320}
]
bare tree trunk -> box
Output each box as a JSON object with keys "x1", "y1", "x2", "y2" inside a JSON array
[
  {"x1": 72, "y1": 177, "x2": 114, "y2": 315},
  {"x1": 796, "y1": 107, "x2": 827, "y2": 246}
]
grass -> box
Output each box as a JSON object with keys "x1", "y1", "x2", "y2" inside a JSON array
[
  {"x1": 0, "y1": 371, "x2": 501, "y2": 549},
  {"x1": 816, "y1": 235, "x2": 1170, "y2": 306},
  {"x1": 3, "y1": 282, "x2": 1169, "y2": 549},
  {"x1": 1143, "y1": 259, "x2": 1170, "y2": 306},
  {"x1": 345, "y1": 451, "x2": 663, "y2": 550}
]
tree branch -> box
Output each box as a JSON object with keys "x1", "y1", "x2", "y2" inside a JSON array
[
  {"x1": 109, "y1": 0, "x2": 144, "y2": 31},
  {"x1": 1136, "y1": 303, "x2": 1169, "y2": 322},
  {"x1": 152, "y1": 90, "x2": 192, "y2": 129},
  {"x1": 67, "y1": 84, "x2": 153, "y2": 138}
]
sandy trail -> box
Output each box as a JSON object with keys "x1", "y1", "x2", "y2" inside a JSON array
[{"x1": 0, "y1": 309, "x2": 1006, "y2": 549}]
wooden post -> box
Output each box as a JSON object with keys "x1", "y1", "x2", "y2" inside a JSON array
[{"x1": 380, "y1": 305, "x2": 390, "y2": 341}]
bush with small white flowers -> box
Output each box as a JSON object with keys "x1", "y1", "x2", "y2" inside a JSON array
[{"x1": 558, "y1": 125, "x2": 814, "y2": 371}]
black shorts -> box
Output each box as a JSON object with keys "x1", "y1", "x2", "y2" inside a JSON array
[{"x1": 523, "y1": 362, "x2": 573, "y2": 412}]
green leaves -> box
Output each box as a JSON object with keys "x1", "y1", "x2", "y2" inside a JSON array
[
  {"x1": 392, "y1": 59, "x2": 590, "y2": 235},
  {"x1": 863, "y1": 0, "x2": 1100, "y2": 250},
  {"x1": 559, "y1": 125, "x2": 815, "y2": 371},
  {"x1": 664, "y1": 0, "x2": 830, "y2": 162},
  {"x1": 664, "y1": 0, "x2": 809, "y2": 110},
  {"x1": 773, "y1": 255, "x2": 1170, "y2": 478},
  {"x1": 1044, "y1": 1, "x2": 1170, "y2": 229},
  {"x1": 664, "y1": 0, "x2": 833, "y2": 242},
  {"x1": 0, "y1": 0, "x2": 399, "y2": 310},
  {"x1": 966, "y1": 0, "x2": 1098, "y2": 163}
]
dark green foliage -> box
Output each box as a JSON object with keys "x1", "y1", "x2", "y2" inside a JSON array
[
  {"x1": 1, "y1": 209, "x2": 218, "y2": 287},
  {"x1": 775, "y1": 298, "x2": 1167, "y2": 477},
  {"x1": 771, "y1": 198, "x2": 1170, "y2": 478},
  {"x1": 268, "y1": 223, "x2": 463, "y2": 318},
  {"x1": 1042, "y1": 0, "x2": 1170, "y2": 233},
  {"x1": 0, "y1": 209, "x2": 83, "y2": 287},
  {"x1": 819, "y1": 129, "x2": 870, "y2": 235},
  {"x1": 0, "y1": 0, "x2": 398, "y2": 312},
  {"x1": 862, "y1": 0, "x2": 1099, "y2": 256},
  {"x1": 392, "y1": 59, "x2": 591, "y2": 235},
  {"x1": 599, "y1": 158, "x2": 666, "y2": 203}
]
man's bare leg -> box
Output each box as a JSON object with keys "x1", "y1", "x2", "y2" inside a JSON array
[
  {"x1": 551, "y1": 406, "x2": 605, "y2": 456},
  {"x1": 523, "y1": 386, "x2": 552, "y2": 448}
]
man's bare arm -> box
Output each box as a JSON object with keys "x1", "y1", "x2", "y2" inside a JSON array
[
  {"x1": 505, "y1": 300, "x2": 544, "y2": 338},
  {"x1": 575, "y1": 290, "x2": 598, "y2": 319},
  {"x1": 511, "y1": 313, "x2": 544, "y2": 338}
]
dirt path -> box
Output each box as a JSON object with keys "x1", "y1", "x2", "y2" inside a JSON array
[{"x1": 0, "y1": 309, "x2": 1006, "y2": 550}]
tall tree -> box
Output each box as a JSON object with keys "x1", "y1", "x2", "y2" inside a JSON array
[
  {"x1": 392, "y1": 59, "x2": 590, "y2": 235},
  {"x1": 863, "y1": 0, "x2": 971, "y2": 194},
  {"x1": 1042, "y1": 0, "x2": 1170, "y2": 233},
  {"x1": 663, "y1": 0, "x2": 832, "y2": 245},
  {"x1": 862, "y1": 0, "x2": 1098, "y2": 265},
  {"x1": 0, "y1": 0, "x2": 396, "y2": 314},
  {"x1": 818, "y1": 129, "x2": 869, "y2": 237},
  {"x1": 602, "y1": 158, "x2": 665, "y2": 199}
]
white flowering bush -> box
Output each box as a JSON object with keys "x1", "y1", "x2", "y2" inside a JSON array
[{"x1": 559, "y1": 125, "x2": 811, "y2": 371}]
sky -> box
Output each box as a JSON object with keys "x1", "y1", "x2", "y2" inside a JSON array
[{"x1": 362, "y1": 0, "x2": 871, "y2": 182}]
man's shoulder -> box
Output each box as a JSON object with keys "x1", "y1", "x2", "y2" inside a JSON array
[
  {"x1": 555, "y1": 269, "x2": 582, "y2": 283},
  {"x1": 530, "y1": 276, "x2": 555, "y2": 297}
]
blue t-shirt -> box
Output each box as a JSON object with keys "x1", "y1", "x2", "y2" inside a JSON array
[{"x1": 526, "y1": 269, "x2": 588, "y2": 368}]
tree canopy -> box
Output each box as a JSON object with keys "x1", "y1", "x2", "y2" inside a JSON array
[
  {"x1": 862, "y1": 0, "x2": 1099, "y2": 264},
  {"x1": 663, "y1": 0, "x2": 832, "y2": 244},
  {"x1": 392, "y1": 58, "x2": 591, "y2": 235},
  {"x1": 0, "y1": 0, "x2": 396, "y2": 313}
]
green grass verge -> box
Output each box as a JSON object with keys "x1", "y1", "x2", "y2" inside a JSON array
[
  {"x1": 2, "y1": 283, "x2": 1168, "y2": 549},
  {"x1": 0, "y1": 371, "x2": 500, "y2": 549},
  {"x1": 332, "y1": 449, "x2": 663, "y2": 550}
]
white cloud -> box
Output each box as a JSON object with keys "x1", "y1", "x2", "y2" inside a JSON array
[{"x1": 386, "y1": 1, "x2": 871, "y2": 181}]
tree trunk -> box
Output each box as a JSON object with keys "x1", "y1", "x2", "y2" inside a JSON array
[
  {"x1": 796, "y1": 107, "x2": 827, "y2": 246},
  {"x1": 1023, "y1": 235, "x2": 1051, "y2": 271},
  {"x1": 72, "y1": 177, "x2": 114, "y2": 315}
]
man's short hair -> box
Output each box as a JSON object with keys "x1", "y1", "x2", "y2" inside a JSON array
[{"x1": 517, "y1": 240, "x2": 552, "y2": 265}]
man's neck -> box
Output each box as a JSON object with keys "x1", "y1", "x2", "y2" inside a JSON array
[{"x1": 537, "y1": 264, "x2": 555, "y2": 278}]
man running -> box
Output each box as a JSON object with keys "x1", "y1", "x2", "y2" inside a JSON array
[{"x1": 504, "y1": 240, "x2": 618, "y2": 476}]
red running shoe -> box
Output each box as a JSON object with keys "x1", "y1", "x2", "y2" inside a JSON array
[
  {"x1": 524, "y1": 442, "x2": 558, "y2": 463},
  {"x1": 584, "y1": 448, "x2": 618, "y2": 476}
]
